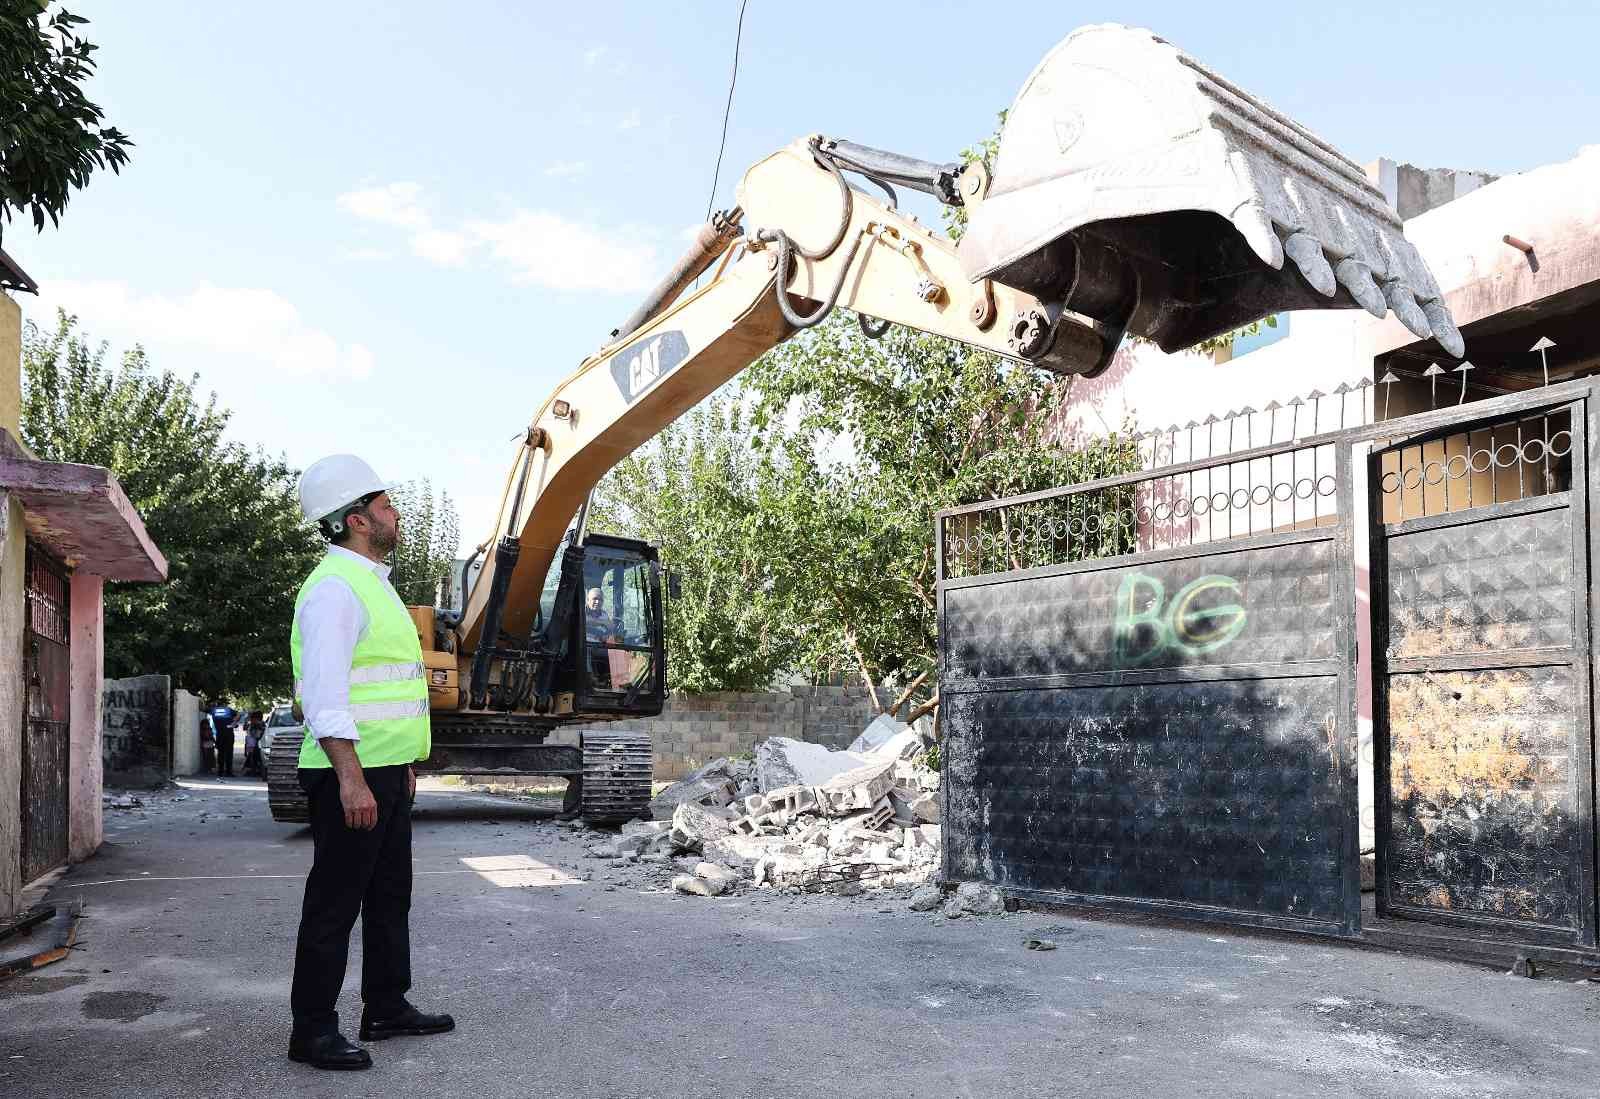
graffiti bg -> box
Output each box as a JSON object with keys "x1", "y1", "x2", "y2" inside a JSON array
[{"x1": 1113, "y1": 572, "x2": 1247, "y2": 667}]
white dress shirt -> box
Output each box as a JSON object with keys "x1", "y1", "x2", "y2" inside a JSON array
[{"x1": 297, "y1": 544, "x2": 408, "y2": 743}]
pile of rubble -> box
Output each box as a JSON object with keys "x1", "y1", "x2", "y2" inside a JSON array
[{"x1": 589, "y1": 716, "x2": 943, "y2": 898}]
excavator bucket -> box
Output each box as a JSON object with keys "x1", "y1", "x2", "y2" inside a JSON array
[{"x1": 959, "y1": 24, "x2": 1464, "y2": 358}]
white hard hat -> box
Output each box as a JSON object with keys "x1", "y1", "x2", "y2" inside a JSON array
[{"x1": 298, "y1": 454, "x2": 388, "y2": 527}]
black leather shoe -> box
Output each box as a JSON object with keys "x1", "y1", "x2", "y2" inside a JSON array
[
  {"x1": 360, "y1": 1002, "x2": 456, "y2": 1041},
  {"x1": 287, "y1": 1031, "x2": 372, "y2": 1071}
]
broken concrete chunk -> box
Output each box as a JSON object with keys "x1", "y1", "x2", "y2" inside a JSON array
[
  {"x1": 864, "y1": 728, "x2": 928, "y2": 765},
  {"x1": 740, "y1": 793, "x2": 771, "y2": 817},
  {"x1": 954, "y1": 882, "x2": 1006, "y2": 916},
  {"x1": 755, "y1": 737, "x2": 867, "y2": 793},
  {"x1": 816, "y1": 761, "x2": 897, "y2": 817},
  {"x1": 649, "y1": 775, "x2": 737, "y2": 821},
  {"x1": 613, "y1": 832, "x2": 651, "y2": 858},
  {"x1": 907, "y1": 792, "x2": 940, "y2": 824},
  {"x1": 908, "y1": 885, "x2": 943, "y2": 911},
  {"x1": 763, "y1": 784, "x2": 818, "y2": 816},
  {"x1": 671, "y1": 874, "x2": 726, "y2": 897},
  {"x1": 670, "y1": 800, "x2": 737, "y2": 853},
  {"x1": 847, "y1": 714, "x2": 908, "y2": 755},
  {"x1": 693, "y1": 862, "x2": 740, "y2": 894}
]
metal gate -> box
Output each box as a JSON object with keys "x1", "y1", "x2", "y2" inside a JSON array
[
  {"x1": 20, "y1": 544, "x2": 70, "y2": 884},
  {"x1": 1369, "y1": 393, "x2": 1596, "y2": 945},
  {"x1": 938, "y1": 432, "x2": 1362, "y2": 936}
]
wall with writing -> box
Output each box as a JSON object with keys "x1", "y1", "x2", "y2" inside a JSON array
[{"x1": 102, "y1": 674, "x2": 170, "y2": 788}]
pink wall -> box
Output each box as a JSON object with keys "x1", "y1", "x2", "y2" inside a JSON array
[{"x1": 68, "y1": 571, "x2": 104, "y2": 862}]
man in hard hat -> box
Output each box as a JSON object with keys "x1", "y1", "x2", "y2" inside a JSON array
[{"x1": 286, "y1": 454, "x2": 453, "y2": 1071}]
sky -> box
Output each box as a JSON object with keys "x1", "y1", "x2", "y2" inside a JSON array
[{"x1": 12, "y1": 0, "x2": 1599, "y2": 551}]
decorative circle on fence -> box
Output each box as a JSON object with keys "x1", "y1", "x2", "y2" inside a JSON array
[
  {"x1": 1317, "y1": 475, "x2": 1337, "y2": 497},
  {"x1": 1295, "y1": 478, "x2": 1316, "y2": 500},
  {"x1": 1423, "y1": 461, "x2": 1446, "y2": 486},
  {"x1": 1494, "y1": 443, "x2": 1521, "y2": 468},
  {"x1": 1550, "y1": 430, "x2": 1573, "y2": 457}
]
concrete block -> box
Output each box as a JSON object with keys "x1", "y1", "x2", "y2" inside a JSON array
[{"x1": 816, "y1": 762, "x2": 896, "y2": 816}]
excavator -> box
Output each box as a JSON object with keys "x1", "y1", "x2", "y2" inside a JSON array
[{"x1": 268, "y1": 25, "x2": 1464, "y2": 823}]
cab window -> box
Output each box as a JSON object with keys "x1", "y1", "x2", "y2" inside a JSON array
[{"x1": 582, "y1": 553, "x2": 656, "y2": 693}]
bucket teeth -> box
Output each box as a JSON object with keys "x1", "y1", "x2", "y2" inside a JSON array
[
  {"x1": 1382, "y1": 279, "x2": 1433, "y2": 341},
  {"x1": 1335, "y1": 258, "x2": 1388, "y2": 318},
  {"x1": 1282, "y1": 231, "x2": 1336, "y2": 297},
  {"x1": 1420, "y1": 298, "x2": 1466, "y2": 358},
  {"x1": 1229, "y1": 203, "x2": 1283, "y2": 269}
]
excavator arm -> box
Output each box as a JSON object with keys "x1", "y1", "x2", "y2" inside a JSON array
[
  {"x1": 454, "y1": 137, "x2": 1099, "y2": 659},
  {"x1": 443, "y1": 23, "x2": 1466, "y2": 719}
]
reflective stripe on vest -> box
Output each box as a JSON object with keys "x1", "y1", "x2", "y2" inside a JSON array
[
  {"x1": 289, "y1": 553, "x2": 432, "y2": 769},
  {"x1": 294, "y1": 660, "x2": 426, "y2": 698}
]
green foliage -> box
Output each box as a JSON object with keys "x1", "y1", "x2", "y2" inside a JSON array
[
  {"x1": 590, "y1": 396, "x2": 799, "y2": 692},
  {"x1": 922, "y1": 744, "x2": 941, "y2": 773},
  {"x1": 0, "y1": 5, "x2": 132, "y2": 239},
  {"x1": 388, "y1": 478, "x2": 459, "y2": 606},
  {"x1": 746, "y1": 313, "x2": 1140, "y2": 687},
  {"x1": 21, "y1": 312, "x2": 321, "y2": 700}
]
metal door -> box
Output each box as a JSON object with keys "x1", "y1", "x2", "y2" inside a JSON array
[
  {"x1": 1370, "y1": 396, "x2": 1596, "y2": 945},
  {"x1": 20, "y1": 544, "x2": 70, "y2": 884},
  {"x1": 938, "y1": 435, "x2": 1362, "y2": 937}
]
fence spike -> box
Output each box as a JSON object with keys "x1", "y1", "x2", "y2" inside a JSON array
[
  {"x1": 1423, "y1": 362, "x2": 1445, "y2": 407},
  {"x1": 1454, "y1": 360, "x2": 1474, "y2": 405},
  {"x1": 1530, "y1": 336, "x2": 1555, "y2": 386}
]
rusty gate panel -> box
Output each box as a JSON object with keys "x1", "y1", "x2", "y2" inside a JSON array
[
  {"x1": 941, "y1": 526, "x2": 1359, "y2": 936},
  {"x1": 1372, "y1": 398, "x2": 1595, "y2": 944},
  {"x1": 20, "y1": 544, "x2": 71, "y2": 884}
]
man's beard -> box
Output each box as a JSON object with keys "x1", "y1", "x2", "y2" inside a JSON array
[{"x1": 368, "y1": 521, "x2": 399, "y2": 556}]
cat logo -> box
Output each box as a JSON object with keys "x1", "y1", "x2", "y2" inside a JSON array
[{"x1": 610, "y1": 330, "x2": 691, "y2": 404}]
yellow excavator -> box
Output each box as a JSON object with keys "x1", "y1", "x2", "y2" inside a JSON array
[{"x1": 269, "y1": 25, "x2": 1463, "y2": 823}]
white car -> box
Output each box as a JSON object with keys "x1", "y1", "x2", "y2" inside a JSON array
[{"x1": 261, "y1": 704, "x2": 302, "y2": 761}]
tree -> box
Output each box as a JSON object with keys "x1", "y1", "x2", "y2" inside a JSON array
[
  {"x1": 590, "y1": 395, "x2": 799, "y2": 692},
  {"x1": 21, "y1": 312, "x2": 322, "y2": 701},
  {"x1": 747, "y1": 315, "x2": 1138, "y2": 705},
  {"x1": 387, "y1": 478, "x2": 459, "y2": 606},
  {"x1": 0, "y1": 5, "x2": 132, "y2": 241}
]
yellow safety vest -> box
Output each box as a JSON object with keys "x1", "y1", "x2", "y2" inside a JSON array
[{"x1": 290, "y1": 553, "x2": 431, "y2": 769}]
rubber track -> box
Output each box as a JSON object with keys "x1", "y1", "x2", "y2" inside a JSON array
[
  {"x1": 580, "y1": 730, "x2": 653, "y2": 824},
  {"x1": 266, "y1": 729, "x2": 310, "y2": 823}
]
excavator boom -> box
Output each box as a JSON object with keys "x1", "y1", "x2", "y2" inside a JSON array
[{"x1": 448, "y1": 22, "x2": 1464, "y2": 716}]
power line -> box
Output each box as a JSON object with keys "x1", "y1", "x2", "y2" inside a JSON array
[{"x1": 703, "y1": 0, "x2": 750, "y2": 222}]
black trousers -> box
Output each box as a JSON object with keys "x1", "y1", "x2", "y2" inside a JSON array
[
  {"x1": 290, "y1": 765, "x2": 412, "y2": 1037},
  {"x1": 216, "y1": 732, "x2": 234, "y2": 776}
]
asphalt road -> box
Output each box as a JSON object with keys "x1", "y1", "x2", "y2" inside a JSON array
[{"x1": 2, "y1": 778, "x2": 1597, "y2": 1098}]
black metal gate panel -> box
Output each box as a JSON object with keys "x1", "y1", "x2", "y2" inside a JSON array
[
  {"x1": 1371, "y1": 398, "x2": 1596, "y2": 944},
  {"x1": 20, "y1": 544, "x2": 71, "y2": 884},
  {"x1": 941, "y1": 524, "x2": 1360, "y2": 936}
]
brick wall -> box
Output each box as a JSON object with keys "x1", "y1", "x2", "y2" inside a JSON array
[{"x1": 572, "y1": 685, "x2": 891, "y2": 780}]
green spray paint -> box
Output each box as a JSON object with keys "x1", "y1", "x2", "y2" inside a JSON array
[{"x1": 1112, "y1": 572, "x2": 1247, "y2": 667}]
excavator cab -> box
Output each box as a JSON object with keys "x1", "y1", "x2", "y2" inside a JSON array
[{"x1": 533, "y1": 532, "x2": 666, "y2": 719}]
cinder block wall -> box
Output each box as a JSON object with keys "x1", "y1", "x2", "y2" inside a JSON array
[{"x1": 573, "y1": 684, "x2": 890, "y2": 780}]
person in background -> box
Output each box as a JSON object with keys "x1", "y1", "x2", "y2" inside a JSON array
[
  {"x1": 200, "y1": 713, "x2": 216, "y2": 775},
  {"x1": 243, "y1": 711, "x2": 266, "y2": 777},
  {"x1": 210, "y1": 702, "x2": 239, "y2": 777}
]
